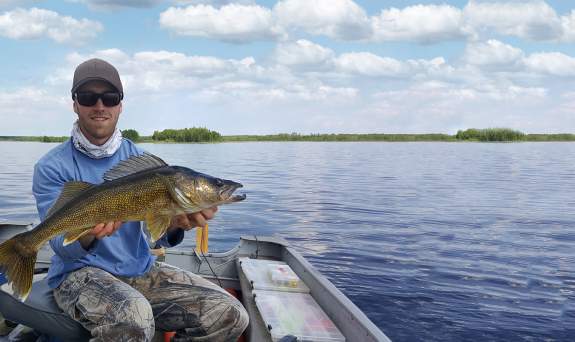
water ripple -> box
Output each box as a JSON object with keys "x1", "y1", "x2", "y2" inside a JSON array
[{"x1": 1, "y1": 141, "x2": 575, "y2": 341}]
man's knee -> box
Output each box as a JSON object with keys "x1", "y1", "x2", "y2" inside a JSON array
[
  {"x1": 170, "y1": 291, "x2": 248, "y2": 340},
  {"x1": 109, "y1": 295, "x2": 155, "y2": 332},
  {"x1": 230, "y1": 300, "x2": 249, "y2": 336},
  {"x1": 209, "y1": 294, "x2": 249, "y2": 337},
  {"x1": 93, "y1": 295, "x2": 155, "y2": 341}
]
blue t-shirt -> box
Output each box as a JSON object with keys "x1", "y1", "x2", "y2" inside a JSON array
[{"x1": 32, "y1": 138, "x2": 184, "y2": 289}]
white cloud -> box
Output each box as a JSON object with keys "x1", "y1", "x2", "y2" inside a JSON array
[
  {"x1": 273, "y1": 40, "x2": 334, "y2": 68},
  {"x1": 135, "y1": 51, "x2": 231, "y2": 75},
  {"x1": 0, "y1": 87, "x2": 69, "y2": 135},
  {"x1": 374, "y1": 80, "x2": 546, "y2": 106},
  {"x1": 8, "y1": 23, "x2": 575, "y2": 136},
  {"x1": 63, "y1": 48, "x2": 359, "y2": 135},
  {"x1": 371, "y1": 4, "x2": 469, "y2": 43},
  {"x1": 561, "y1": 10, "x2": 575, "y2": 42},
  {"x1": 333, "y1": 52, "x2": 452, "y2": 80},
  {"x1": 55, "y1": 49, "x2": 263, "y2": 94},
  {"x1": 273, "y1": 0, "x2": 371, "y2": 40},
  {"x1": 0, "y1": 87, "x2": 56, "y2": 108},
  {"x1": 524, "y1": 52, "x2": 575, "y2": 77},
  {"x1": 153, "y1": 1, "x2": 575, "y2": 45},
  {"x1": 463, "y1": 40, "x2": 524, "y2": 69},
  {"x1": 65, "y1": 49, "x2": 132, "y2": 73},
  {"x1": 200, "y1": 81, "x2": 357, "y2": 103},
  {"x1": 464, "y1": 0, "x2": 563, "y2": 41},
  {"x1": 0, "y1": 7, "x2": 102, "y2": 43},
  {"x1": 67, "y1": 0, "x2": 256, "y2": 9},
  {"x1": 559, "y1": 91, "x2": 575, "y2": 111},
  {"x1": 461, "y1": 41, "x2": 575, "y2": 79},
  {"x1": 159, "y1": 4, "x2": 284, "y2": 43},
  {"x1": 54, "y1": 49, "x2": 360, "y2": 107},
  {"x1": 370, "y1": 80, "x2": 549, "y2": 133},
  {"x1": 334, "y1": 52, "x2": 408, "y2": 77},
  {"x1": 47, "y1": 49, "x2": 132, "y2": 90}
]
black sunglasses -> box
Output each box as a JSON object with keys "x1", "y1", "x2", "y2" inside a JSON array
[{"x1": 75, "y1": 92, "x2": 123, "y2": 107}]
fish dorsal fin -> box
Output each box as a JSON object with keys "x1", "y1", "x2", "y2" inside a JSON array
[
  {"x1": 103, "y1": 152, "x2": 168, "y2": 182},
  {"x1": 46, "y1": 181, "x2": 93, "y2": 218}
]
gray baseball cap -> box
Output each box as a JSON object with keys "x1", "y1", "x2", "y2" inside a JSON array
[{"x1": 71, "y1": 58, "x2": 124, "y2": 99}]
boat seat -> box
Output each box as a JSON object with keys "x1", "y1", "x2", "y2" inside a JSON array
[{"x1": 0, "y1": 278, "x2": 90, "y2": 342}]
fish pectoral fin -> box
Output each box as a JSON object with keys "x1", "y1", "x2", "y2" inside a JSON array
[
  {"x1": 46, "y1": 181, "x2": 94, "y2": 218},
  {"x1": 146, "y1": 214, "x2": 172, "y2": 243},
  {"x1": 63, "y1": 229, "x2": 92, "y2": 246}
]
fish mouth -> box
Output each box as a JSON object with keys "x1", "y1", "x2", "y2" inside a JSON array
[{"x1": 220, "y1": 182, "x2": 246, "y2": 203}]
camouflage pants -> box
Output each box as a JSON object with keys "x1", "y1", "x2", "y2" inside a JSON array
[{"x1": 53, "y1": 262, "x2": 248, "y2": 342}]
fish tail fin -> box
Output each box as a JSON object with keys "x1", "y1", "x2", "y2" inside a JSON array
[{"x1": 0, "y1": 235, "x2": 37, "y2": 301}]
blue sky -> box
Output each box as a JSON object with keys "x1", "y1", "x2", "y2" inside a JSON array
[{"x1": 1, "y1": 0, "x2": 575, "y2": 135}]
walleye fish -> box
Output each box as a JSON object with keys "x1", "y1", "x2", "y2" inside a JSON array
[{"x1": 0, "y1": 152, "x2": 245, "y2": 300}]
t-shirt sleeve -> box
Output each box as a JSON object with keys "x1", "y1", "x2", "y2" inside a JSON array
[
  {"x1": 32, "y1": 161, "x2": 65, "y2": 221},
  {"x1": 32, "y1": 160, "x2": 95, "y2": 261}
]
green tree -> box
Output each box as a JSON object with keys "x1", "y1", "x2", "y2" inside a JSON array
[
  {"x1": 122, "y1": 129, "x2": 140, "y2": 142},
  {"x1": 455, "y1": 128, "x2": 524, "y2": 141},
  {"x1": 151, "y1": 127, "x2": 222, "y2": 143}
]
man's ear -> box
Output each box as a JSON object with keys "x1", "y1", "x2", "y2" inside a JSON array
[
  {"x1": 118, "y1": 102, "x2": 123, "y2": 115},
  {"x1": 73, "y1": 101, "x2": 79, "y2": 115}
]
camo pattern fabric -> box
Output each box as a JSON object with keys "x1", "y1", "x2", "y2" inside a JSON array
[{"x1": 53, "y1": 262, "x2": 248, "y2": 342}]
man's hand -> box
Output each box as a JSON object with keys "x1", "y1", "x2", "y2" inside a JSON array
[
  {"x1": 90, "y1": 221, "x2": 123, "y2": 239},
  {"x1": 170, "y1": 207, "x2": 218, "y2": 231},
  {"x1": 79, "y1": 221, "x2": 123, "y2": 250}
]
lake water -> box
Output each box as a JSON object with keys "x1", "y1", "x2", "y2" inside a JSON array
[{"x1": 0, "y1": 141, "x2": 574, "y2": 341}]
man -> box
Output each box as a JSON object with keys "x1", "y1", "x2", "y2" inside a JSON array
[{"x1": 32, "y1": 58, "x2": 248, "y2": 341}]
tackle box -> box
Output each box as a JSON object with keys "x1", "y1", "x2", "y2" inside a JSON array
[
  {"x1": 253, "y1": 290, "x2": 345, "y2": 342},
  {"x1": 239, "y1": 257, "x2": 310, "y2": 293}
]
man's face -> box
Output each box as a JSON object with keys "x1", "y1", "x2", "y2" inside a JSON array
[{"x1": 73, "y1": 80, "x2": 122, "y2": 145}]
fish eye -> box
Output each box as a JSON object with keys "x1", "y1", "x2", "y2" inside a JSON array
[{"x1": 215, "y1": 178, "x2": 224, "y2": 186}]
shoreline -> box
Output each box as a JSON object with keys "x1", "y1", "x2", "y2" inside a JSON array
[{"x1": 1, "y1": 134, "x2": 575, "y2": 143}]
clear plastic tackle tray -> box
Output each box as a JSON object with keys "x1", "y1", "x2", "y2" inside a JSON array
[
  {"x1": 239, "y1": 258, "x2": 310, "y2": 293},
  {"x1": 253, "y1": 290, "x2": 345, "y2": 342}
]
